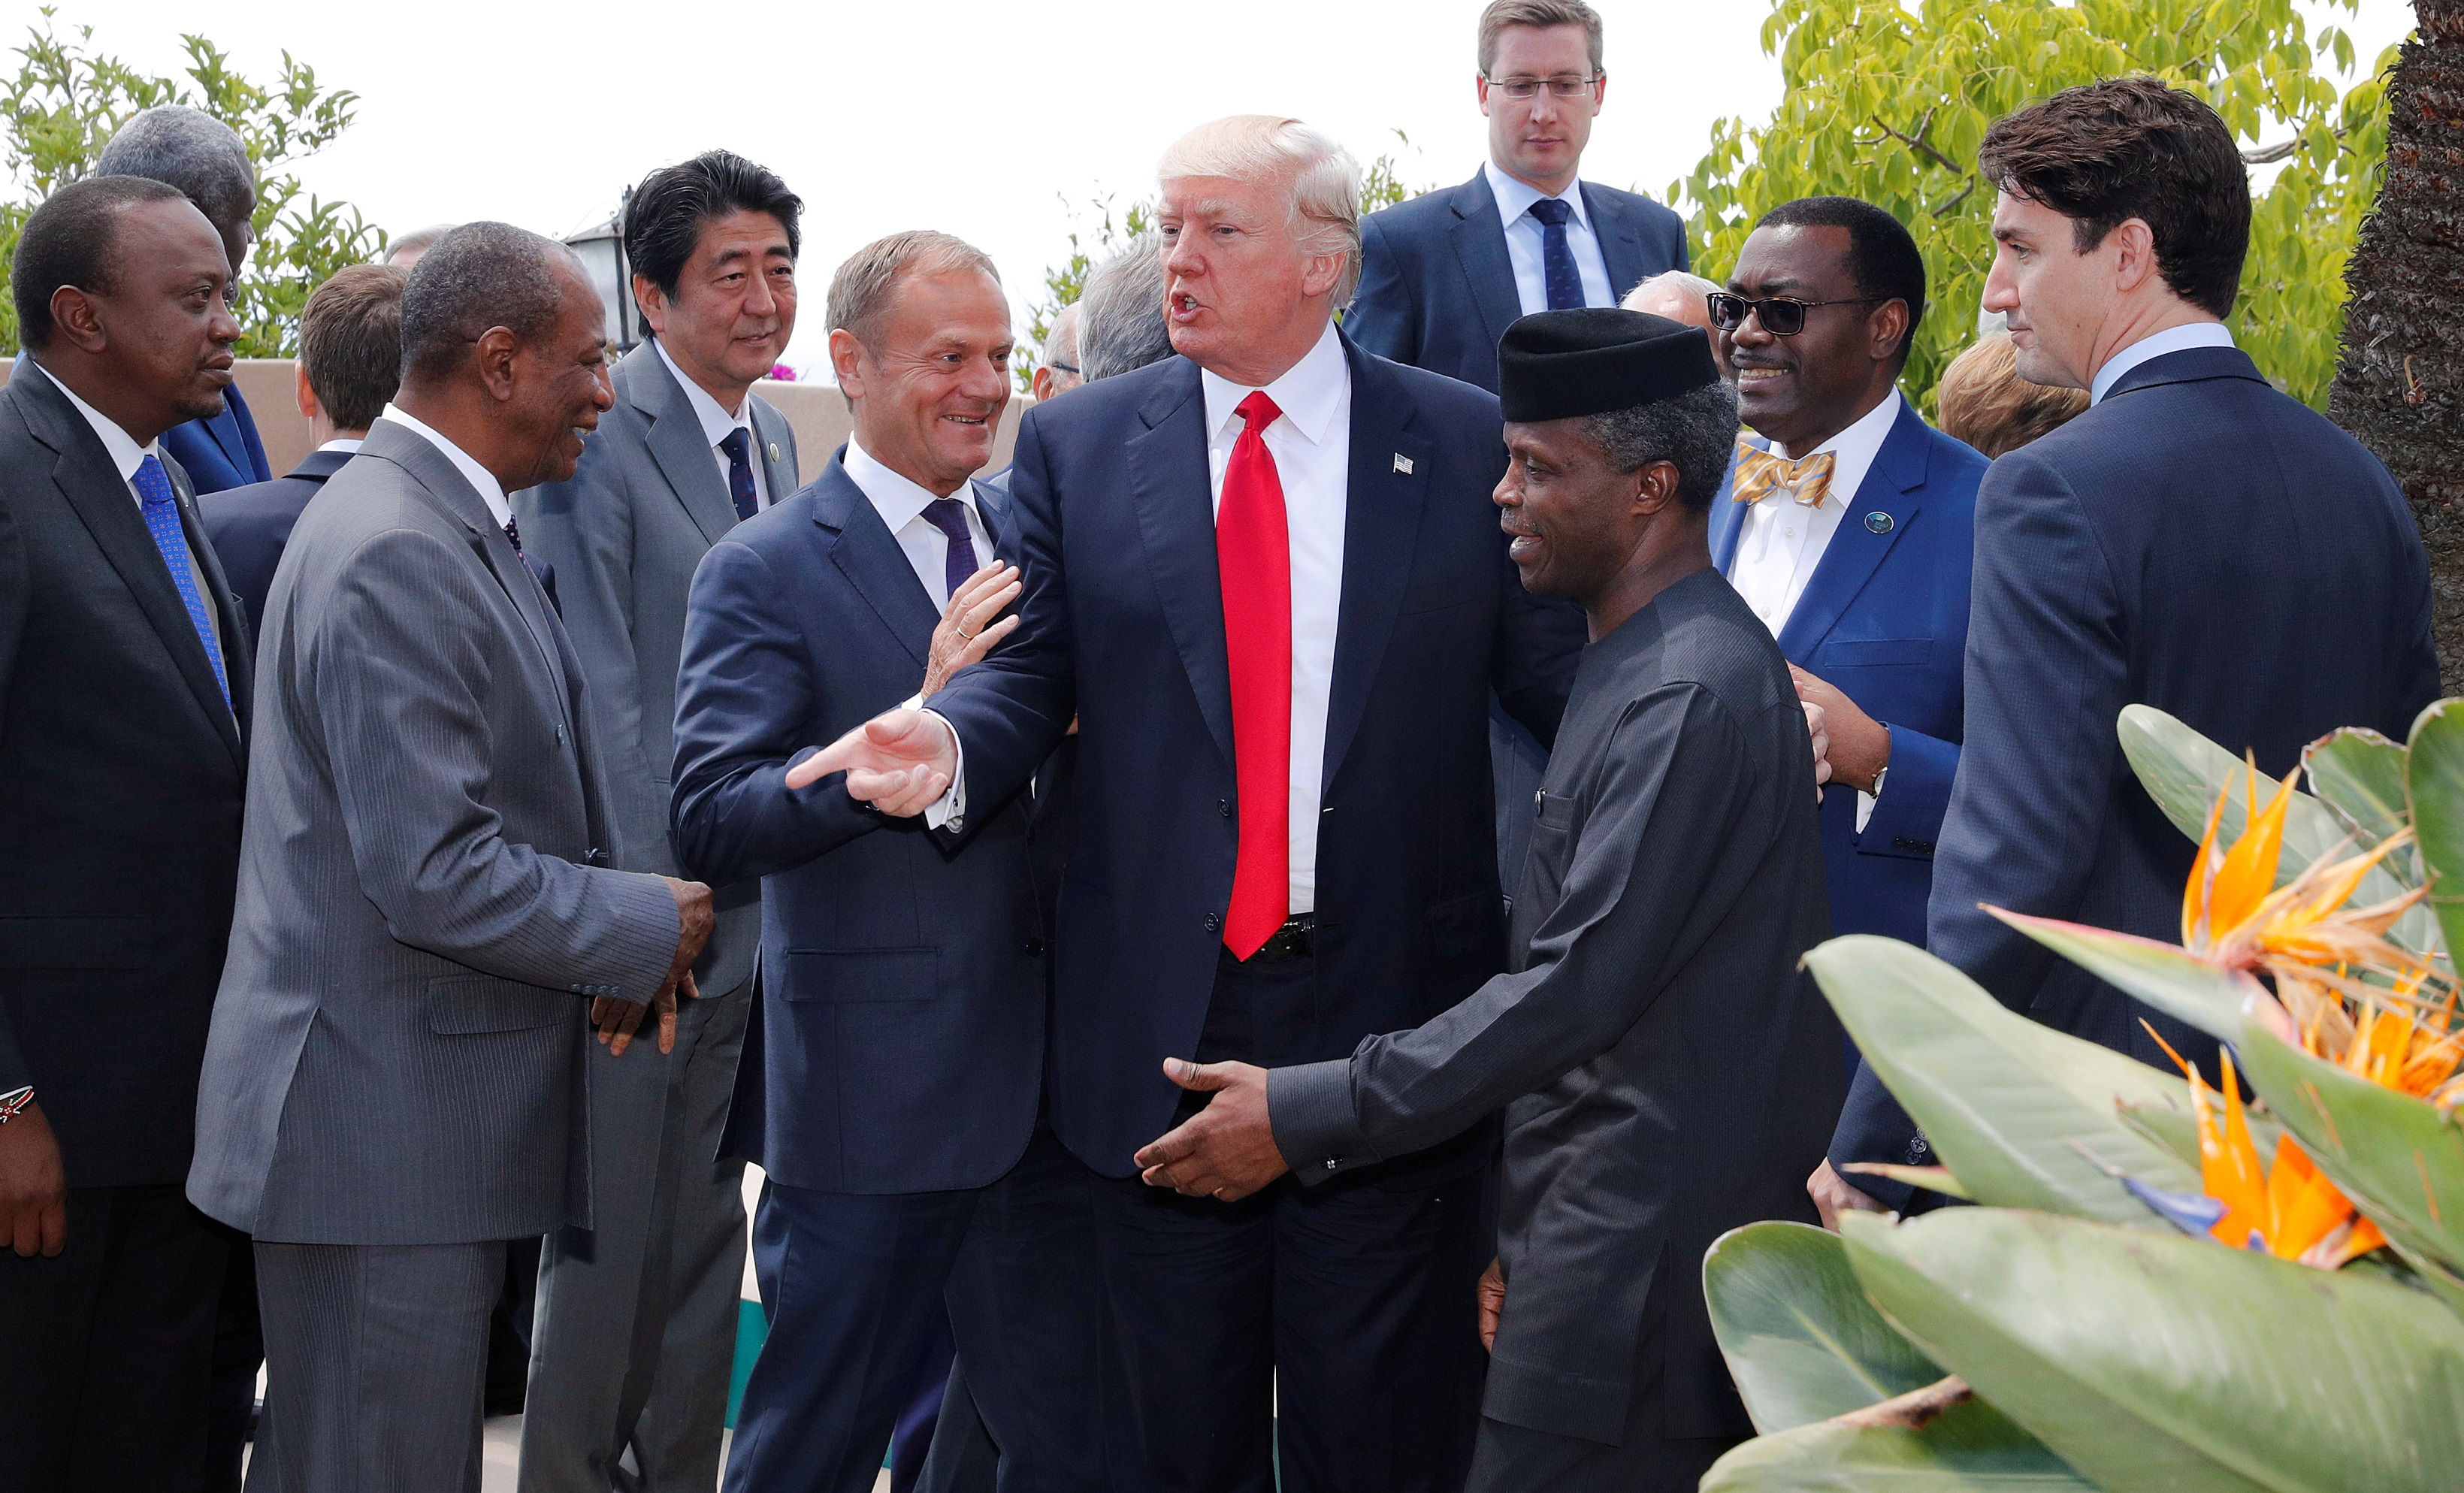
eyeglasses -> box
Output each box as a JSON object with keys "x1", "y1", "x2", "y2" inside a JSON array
[
  {"x1": 1706, "y1": 292, "x2": 1886, "y2": 337},
  {"x1": 1484, "y1": 74, "x2": 1601, "y2": 101}
]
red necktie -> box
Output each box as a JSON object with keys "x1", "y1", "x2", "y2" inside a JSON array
[{"x1": 1218, "y1": 391, "x2": 1291, "y2": 960}]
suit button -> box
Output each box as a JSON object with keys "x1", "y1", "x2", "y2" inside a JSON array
[
  {"x1": 1325, "y1": 1157, "x2": 1342, "y2": 1171},
  {"x1": 1024, "y1": 939, "x2": 1046, "y2": 957},
  {"x1": 1218, "y1": 799, "x2": 1232, "y2": 818},
  {"x1": 1202, "y1": 912, "x2": 1223, "y2": 934}
]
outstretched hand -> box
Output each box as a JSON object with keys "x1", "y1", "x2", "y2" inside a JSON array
[
  {"x1": 782, "y1": 709, "x2": 957, "y2": 815},
  {"x1": 1133, "y1": 1058, "x2": 1289, "y2": 1201}
]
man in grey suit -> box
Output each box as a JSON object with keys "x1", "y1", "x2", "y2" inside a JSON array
[
  {"x1": 187, "y1": 222, "x2": 715, "y2": 1493},
  {"x1": 513, "y1": 150, "x2": 802, "y2": 1493}
]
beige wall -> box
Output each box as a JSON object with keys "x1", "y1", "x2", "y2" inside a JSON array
[{"x1": 0, "y1": 357, "x2": 1028, "y2": 487}]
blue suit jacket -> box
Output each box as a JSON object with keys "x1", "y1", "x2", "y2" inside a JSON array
[
  {"x1": 1830, "y1": 346, "x2": 2441, "y2": 1207},
  {"x1": 670, "y1": 455, "x2": 1046, "y2": 1195},
  {"x1": 1346, "y1": 171, "x2": 1690, "y2": 394},
  {"x1": 162, "y1": 380, "x2": 273, "y2": 496},
  {"x1": 1710, "y1": 401, "x2": 1986, "y2": 947},
  {"x1": 199, "y1": 445, "x2": 355, "y2": 639},
  {"x1": 927, "y1": 338, "x2": 1586, "y2": 1177}
]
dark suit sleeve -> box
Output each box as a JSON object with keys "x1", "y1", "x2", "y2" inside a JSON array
[
  {"x1": 670, "y1": 537, "x2": 885, "y2": 884},
  {"x1": 1491, "y1": 538, "x2": 1586, "y2": 752},
  {"x1": 1830, "y1": 452, "x2": 2125, "y2": 1203},
  {"x1": 1272, "y1": 684, "x2": 1749, "y2": 1171},
  {"x1": 1856, "y1": 722, "x2": 1958, "y2": 854},
  {"x1": 1341, "y1": 214, "x2": 1416, "y2": 366},
  {"x1": 0, "y1": 491, "x2": 27, "y2": 1094}
]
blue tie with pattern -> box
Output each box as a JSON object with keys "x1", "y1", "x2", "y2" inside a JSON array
[
  {"x1": 1526, "y1": 197, "x2": 1586, "y2": 311},
  {"x1": 921, "y1": 498, "x2": 979, "y2": 604},
  {"x1": 131, "y1": 453, "x2": 230, "y2": 709},
  {"x1": 719, "y1": 428, "x2": 760, "y2": 521}
]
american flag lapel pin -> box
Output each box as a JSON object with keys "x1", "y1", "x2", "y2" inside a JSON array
[{"x1": 1393, "y1": 453, "x2": 1413, "y2": 475}]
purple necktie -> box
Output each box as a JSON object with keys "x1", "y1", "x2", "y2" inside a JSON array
[{"x1": 921, "y1": 497, "x2": 978, "y2": 603}]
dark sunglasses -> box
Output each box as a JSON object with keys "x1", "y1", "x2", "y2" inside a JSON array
[{"x1": 1707, "y1": 292, "x2": 1886, "y2": 337}]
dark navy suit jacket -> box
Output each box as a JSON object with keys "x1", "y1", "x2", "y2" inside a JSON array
[
  {"x1": 1710, "y1": 401, "x2": 1986, "y2": 947},
  {"x1": 162, "y1": 380, "x2": 273, "y2": 496},
  {"x1": 199, "y1": 444, "x2": 354, "y2": 638},
  {"x1": 926, "y1": 337, "x2": 1585, "y2": 1177},
  {"x1": 1830, "y1": 346, "x2": 2441, "y2": 1207},
  {"x1": 670, "y1": 455, "x2": 1046, "y2": 1195},
  {"x1": 1345, "y1": 171, "x2": 1690, "y2": 394}
]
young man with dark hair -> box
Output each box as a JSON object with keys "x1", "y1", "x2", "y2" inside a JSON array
[
  {"x1": 1823, "y1": 76, "x2": 2441, "y2": 1219},
  {"x1": 203, "y1": 263, "x2": 408, "y2": 634},
  {"x1": 510, "y1": 149, "x2": 803, "y2": 1493}
]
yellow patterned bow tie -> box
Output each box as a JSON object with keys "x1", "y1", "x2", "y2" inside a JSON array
[{"x1": 1731, "y1": 439, "x2": 1837, "y2": 508}]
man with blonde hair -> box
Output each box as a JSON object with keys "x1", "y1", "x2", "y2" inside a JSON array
[{"x1": 788, "y1": 114, "x2": 1583, "y2": 1492}]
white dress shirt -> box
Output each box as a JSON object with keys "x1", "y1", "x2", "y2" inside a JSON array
[
  {"x1": 1484, "y1": 161, "x2": 1615, "y2": 315},
  {"x1": 1198, "y1": 317, "x2": 1351, "y2": 917},
  {"x1": 377, "y1": 403, "x2": 515, "y2": 530},
  {"x1": 29, "y1": 357, "x2": 226, "y2": 666},
  {"x1": 1728, "y1": 391, "x2": 1903, "y2": 636},
  {"x1": 843, "y1": 438, "x2": 995, "y2": 611},
  {"x1": 2089, "y1": 320, "x2": 2236, "y2": 406},
  {"x1": 655, "y1": 338, "x2": 769, "y2": 509},
  {"x1": 319, "y1": 437, "x2": 364, "y2": 455}
]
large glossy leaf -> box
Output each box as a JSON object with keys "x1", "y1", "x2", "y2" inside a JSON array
[
  {"x1": 2303, "y1": 727, "x2": 2411, "y2": 844},
  {"x1": 1701, "y1": 1396, "x2": 2094, "y2": 1491},
  {"x1": 1841, "y1": 1208, "x2": 2464, "y2": 1493},
  {"x1": 1988, "y1": 912, "x2": 2260, "y2": 1046},
  {"x1": 1704, "y1": 1222, "x2": 1944, "y2": 1433},
  {"x1": 1805, "y1": 938, "x2": 2205, "y2": 1227},
  {"x1": 2405, "y1": 699, "x2": 2464, "y2": 965}
]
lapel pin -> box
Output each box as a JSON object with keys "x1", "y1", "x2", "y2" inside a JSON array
[
  {"x1": 768, "y1": 441, "x2": 782, "y2": 462},
  {"x1": 1393, "y1": 453, "x2": 1413, "y2": 475},
  {"x1": 1865, "y1": 511, "x2": 1895, "y2": 534}
]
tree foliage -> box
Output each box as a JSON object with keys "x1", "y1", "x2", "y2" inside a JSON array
[
  {"x1": 0, "y1": 8, "x2": 384, "y2": 356},
  {"x1": 1678, "y1": 0, "x2": 2399, "y2": 412}
]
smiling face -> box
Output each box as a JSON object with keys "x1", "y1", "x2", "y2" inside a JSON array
[
  {"x1": 1480, "y1": 23, "x2": 1601, "y2": 195},
  {"x1": 506, "y1": 260, "x2": 617, "y2": 488},
  {"x1": 638, "y1": 209, "x2": 797, "y2": 409},
  {"x1": 1495, "y1": 415, "x2": 1650, "y2": 605},
  {"x1": 1157, "y1": 170, "x2": 1344, "y2": 388},
  {"x1": 1983, "y1": 189, "x2": 2111, "y2": 391},
  {"x1": 1722, "y1": 222, "x2": 1903, "y2": 454},
  {"x1": 833, "y1": 267, "x2": 1012, "y2": 495}
]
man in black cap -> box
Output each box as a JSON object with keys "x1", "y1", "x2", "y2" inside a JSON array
[{"x1": 1132, "y1": 307, "x2": 1846, "y2": 1491}]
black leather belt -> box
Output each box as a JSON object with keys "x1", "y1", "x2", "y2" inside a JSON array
[{"x1": 1249, "y1": 914, "x2": 1318, "y2": 964}]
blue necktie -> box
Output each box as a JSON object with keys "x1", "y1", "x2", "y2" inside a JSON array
[
  {"x1": 921, "y1": 498, "x2": 979, "y2": 604},
  {"x1": 1527, "y1": 198, "x2": 1586, "y2": 311},
  {"x1": 719, "y1": 428, "x2": 760, "y2": 522},
  {"x1": 131, "y1": 453, "x2": 230, "y2": 709}
]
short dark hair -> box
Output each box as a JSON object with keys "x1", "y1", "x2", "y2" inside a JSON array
[
  {"x1": 94, "y1": 105, "x2": 255, "y2": 234},
  {"x1": 1583, "y1": 379, "x2": 1740, "y2": 514},
  {"x1": 623, "y1": 150, "x2": 802, "y2": 316},
  {"x1": 301, "y1": 264, "x2": 408, "y2": 431},
  {"x1": 1753, "y1": 195, "x2": 1927, "y2": 368},
  {"x1": 1978, "y1": 77, "x2": 2249, "y2": 318},
  {"x1": 398, "y1": 222, "x2": 576, "y2": 387},
  {"x1": 11, "y1": 174, "x2": 190, "y2": 350}
]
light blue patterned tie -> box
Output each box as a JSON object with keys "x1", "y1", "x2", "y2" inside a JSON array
[{"x1": 131, "y1": 453, "x2": 230, "y2": 709}]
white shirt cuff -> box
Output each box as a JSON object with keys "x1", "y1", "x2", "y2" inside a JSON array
[
  {"x1": 1855, "y1": 788, "x2": 1876, "y2": 834},
  {"x1": 917, "y1": 707, "x2": 965, "y2": 830}
]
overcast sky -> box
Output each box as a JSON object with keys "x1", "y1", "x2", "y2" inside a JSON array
[{"x1": 5, "y1": 0, "x2": 2420, "y2": 376}]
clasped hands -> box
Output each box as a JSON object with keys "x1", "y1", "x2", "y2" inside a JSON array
[{"x1": 1793, "y1": 665, "x2": 1888, "y2": 798}]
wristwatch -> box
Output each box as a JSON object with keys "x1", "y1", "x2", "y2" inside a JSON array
[
  {"x1": 0, "y1": 1086, "x2": 32, "y2": 1124},
  {"x1": 1870, "y1": 763, "x2": 1888, "y2": 799}
]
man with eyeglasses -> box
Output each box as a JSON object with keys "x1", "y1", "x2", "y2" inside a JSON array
[{"x1": 1704, "y1": 198, "x2": 1985, "y2": 1203}]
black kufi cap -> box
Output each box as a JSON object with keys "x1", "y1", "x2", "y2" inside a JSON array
[{"x1": 1495, "y1": 308, "x2": 1722, "y2": 422}]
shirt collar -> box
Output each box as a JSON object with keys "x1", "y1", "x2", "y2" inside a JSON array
[
  {"x1": 653, "y1": 337, "x2": 754, "y2": 448},
  {"x1": 1772, "y1": 387, "x2": 1904, "y2": 464},
  {"x1": 29, "y1": 356, "x2": 156, "y2": 481},
  {"x1": 843, "y1": 437, "x2": 975, "y2": 533},
  {"x1": 318, "y1": 437, "x2": 364, "y2": 455},
  {"x1": 1484, "y1": 160, "x2": 1590, "y2": 233},
  {"x1": 2090, "y1": 320, "x2": 2236, "y2": 406},
  {"x1": 376, "y1": 403, "x2": 512, "y2": 528},
  {"x1": 1199, "y1": 318, "x2": 1350, "y2": 449}
]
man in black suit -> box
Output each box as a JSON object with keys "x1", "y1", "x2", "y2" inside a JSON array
[
  {"x1": 203, "y1": 263, "x2": 405, "y2": 636},
  {"x1": 0, "y1": 174, "x2": 254, "y2": 1492},
  {"x1": 1819, "y1": 77, "x2": 2442, "y2": 1221}
]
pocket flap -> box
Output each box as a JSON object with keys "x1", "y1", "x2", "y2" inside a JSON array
[
  {"x1": 781, "y1": 947, "x2": 939, "y2": 1004},
  {"x1": 426, "y1": 974, "x2": 570, "y2": 1034},
  {"x1": 1815, "y1": 637, "x2": 1932, "y2": 668},
  {"x1": 0, "y1": 915, "x2": 152, "y2": 970}
]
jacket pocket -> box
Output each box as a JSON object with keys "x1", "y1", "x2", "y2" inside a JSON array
[
  {"x1": 781, "y1": 947, "x2": 939, "y2": 1004},
  {"x1": 425, "y1": 974, "x2": 570, "y2": 1034},
  {"x1": 0, "y1": 915, "x2": 152, "y2": 970},
  {"x1": 1815, "y1": 637, "x2": 1931, "y2": 668}
]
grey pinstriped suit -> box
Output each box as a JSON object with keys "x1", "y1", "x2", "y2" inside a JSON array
[{"x1": 187, "y1": 417, "x2": 683, "y2": 1492}]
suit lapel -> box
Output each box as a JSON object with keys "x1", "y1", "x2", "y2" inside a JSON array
[
  {"x1": 629, "y1": 349, "x2": 743, "y2": 547},
  {"x1": 751, "y1": 398, "x2": 799, "y2": 503},
  {"x1": 972, "y1": 476, "x2": 1015, "y2": 558},
  {"x1": 815, "y1": 459, "x2": 941, "y2": 669},
  {"x1": 1446, "y1": 175, "x2": 1524, "y2": 364},
  {"x1": 1321, "y1": 340, "x2": 1425, "y2": 793},
  {"x1": 1776, "y1": 402, "x2": 1927, "y2": 661},
  {"x1": 1707, "y1": 448, "x2": 1749, "y2": 573},
  {"x1": 1580, "y1": 183, "x2": 1648, "y2": 299},
  {"x1": 1127, "y1": 364, "x2": 1235, "y2": 769}
]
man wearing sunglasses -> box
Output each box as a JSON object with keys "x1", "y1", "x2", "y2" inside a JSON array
[{"x1": 1705, "y1": 201, "x2": 1987, "y2": 1219}]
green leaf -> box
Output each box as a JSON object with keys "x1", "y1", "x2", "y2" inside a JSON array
[
  {"x1": 2405, "y1": 700, "x2": 2464, "y2": 963},
  {"x1": 2302, "y1": 727, "x2": 2412, "y2": 844},
  {"x1": 1988, "y1": 912, "x2": 2261, "y2": 1046},
  {"x1": 1805, "y1": 938, "x2": 2207, "y2": 1226},
  {"x1": 1701, "y1": 1395, "x2": 2094, "y2": 1491},
  {"x1": 1842, "y1": 1208, "x2": 2464, "y2": 1493},
  {"x1": 1704, "y1": 1222, "x2": 1945, "y2": 1433}
]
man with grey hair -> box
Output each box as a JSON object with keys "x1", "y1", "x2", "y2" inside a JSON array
[
  {"x1": 788, "y1": 114, "x2": 1584, "y2": 1491},
  {"x1": 187, "y1": 222, "x2": 714, "y2": 1492},
  {"x1": 381, "y1": 222, "x2": 458, "y2": 269},
  {"x1": 1030, "y1": 302, "x2": 1081, "y2": 403},
  {"x1": 1075, "y1": 231, "x2": 1175, "y2": 382},
  {"x1": 98, "y1": 105, "x2": 274, "y2": 497}
]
